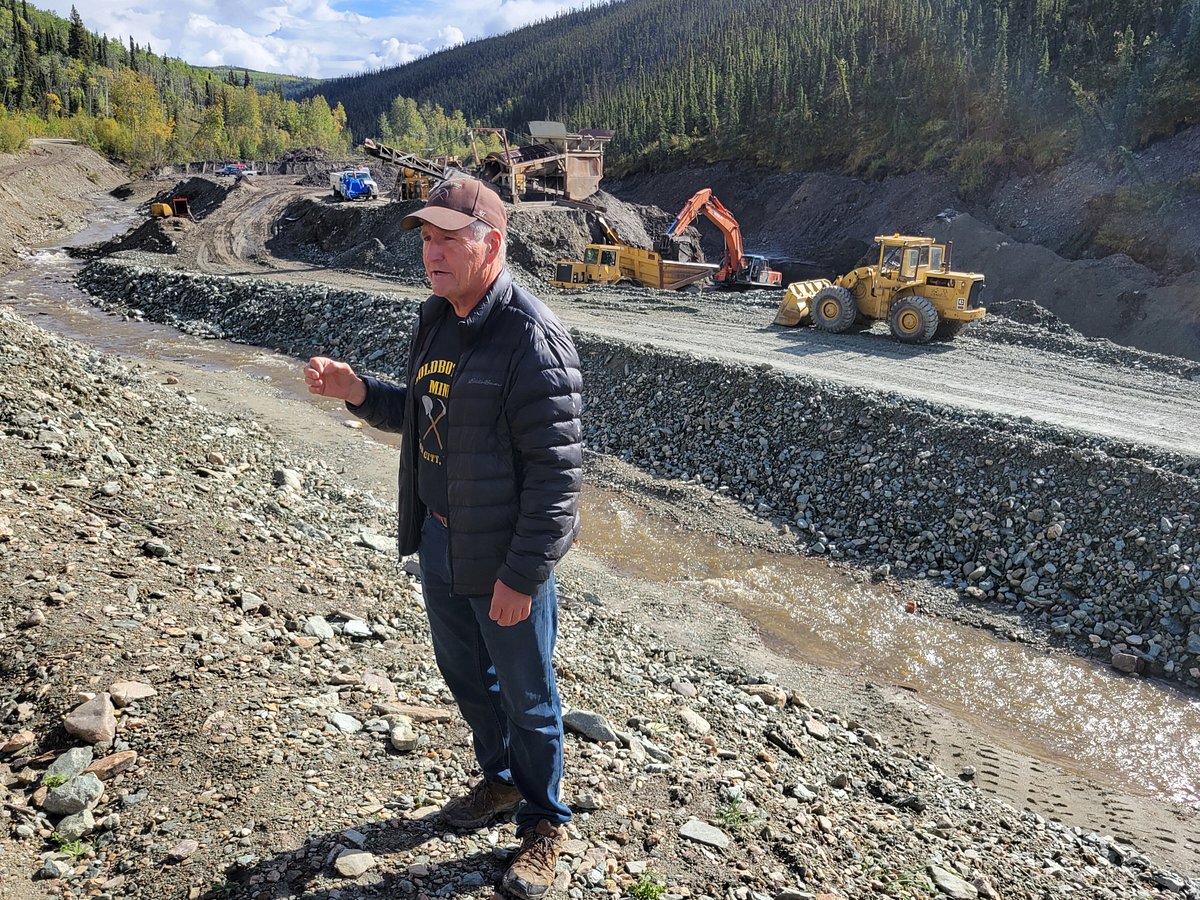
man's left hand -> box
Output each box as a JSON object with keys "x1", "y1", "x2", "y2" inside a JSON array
[{"x1": 490, "y1": 580, "x2": 532, "y2": 627}]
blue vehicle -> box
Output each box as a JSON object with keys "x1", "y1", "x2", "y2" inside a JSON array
[{"x1": 329, "y1": 167, "x2": 378, "y2": 201}]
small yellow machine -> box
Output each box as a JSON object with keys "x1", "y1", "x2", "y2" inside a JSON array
[
  {"x1": 552, "y1": 216, "x2": 715, "y2": 291},
  {"x1": 149, "y1": 197, "x2": 194, "y2": 220},
  {"x1": 774, "y1": 234, "x2": 986, "y2": 343}
]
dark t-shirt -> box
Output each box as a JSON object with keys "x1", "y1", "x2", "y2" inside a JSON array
[{"x1": 416, "y1": 311, "x2": 461, "y2": 516}]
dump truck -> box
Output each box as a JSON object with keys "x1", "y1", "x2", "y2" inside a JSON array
[
  {"x1": 552, "y1": 215, "x2": 716, "y2": 290},
  {"x1": 657, "y1": 189, "x2": 783, "y2": 289},
  {"x1": 774, "y1": 234, "x2": 986, "y2": 343},
  {"x1": 330, "y1": 168, "x2": 378, "y2": 201}
]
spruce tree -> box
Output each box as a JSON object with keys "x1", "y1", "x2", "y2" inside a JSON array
[{"x1": 68, "y1": 5, "x2": 92, "y2": 63}]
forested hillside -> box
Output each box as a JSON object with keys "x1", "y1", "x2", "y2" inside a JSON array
[
  {"x1": 0, "y1": 2, "x2": 350, "y2": 167},
  {"x1": 313, "y1": 0, "x2": 1200, "y2": 191}
]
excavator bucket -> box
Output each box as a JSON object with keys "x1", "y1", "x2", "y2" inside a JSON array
[{"x1": 774, "y1": 279, "x2": 832, "y2": 326}]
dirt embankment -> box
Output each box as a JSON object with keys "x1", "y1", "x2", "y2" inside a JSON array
[
  {"x1": 0, "y1": 140, "x2": 126, "y2": 274},
  {"x1": 611, "y1": 137, "x2": 1200, "y2": 363}
]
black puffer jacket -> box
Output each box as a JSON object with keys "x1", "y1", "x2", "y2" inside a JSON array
[{"x1": 349, "y1": 270, "x2": 583, "y2": 596}]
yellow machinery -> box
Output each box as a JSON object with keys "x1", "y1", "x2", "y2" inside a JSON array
[
  {"x1": 149, "y1": 197, "x2": 193, "y2": 220},
  {"x1": 774, "y1": 234, "x2": 986, "y2": 343},
  {"x1": 552, "y1": 216, "x2": 715, "y2": 291}
]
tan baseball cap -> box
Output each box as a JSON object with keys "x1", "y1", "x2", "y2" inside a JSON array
[{"x1": 401, "y1": 176, "x2": 507, "y2": 235}]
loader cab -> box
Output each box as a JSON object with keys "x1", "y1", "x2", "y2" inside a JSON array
[
  {"x1": 583, "y1": 246, "x2": 620, "y2": 268},
  {"x1": 553, "y1": 243, "x2": 623, "y2": 289},
  {"x1": 877, "y1": 236, "x2": 932, "y2": 284}
]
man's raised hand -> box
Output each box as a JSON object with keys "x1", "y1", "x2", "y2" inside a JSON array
[{"x1": 304, "y1": 357, "x2": 367, "y2": 406}]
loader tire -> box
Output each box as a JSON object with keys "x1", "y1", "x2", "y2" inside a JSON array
[
  {"x1": 812, "y1": 286, "x2": 858, "y2": 334},
  {"x1": 932, "y1": 319, "x2": 968, "y2": 342},
  {"x1": 888, "y1": 295, "x2": 939, "y2": 344}
]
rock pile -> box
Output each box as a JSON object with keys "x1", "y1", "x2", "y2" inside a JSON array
[
  {"x1": 1, "y1": 302, "x2": 1196, "y2": 899},
  {"x1": 75, "y1": 259, "x2": 1200, "y2": 689}
]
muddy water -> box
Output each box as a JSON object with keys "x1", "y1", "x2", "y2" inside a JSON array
[
  {"x1": 582, "y1": 495, "x2": 1200, "y2": 811},
  {"x1": 5, "y1": 200, "x2": 1200, "y2": 818}
]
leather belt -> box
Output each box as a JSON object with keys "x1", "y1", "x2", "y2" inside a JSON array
[{"x1": 432, "y1": 511, "x2": 448, "y2": 527}]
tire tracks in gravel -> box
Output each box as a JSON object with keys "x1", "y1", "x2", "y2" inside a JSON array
[{"x1": 551, "y1": 297, "x2": 1200, "y2": 456}]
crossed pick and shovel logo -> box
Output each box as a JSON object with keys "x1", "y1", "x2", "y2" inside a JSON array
[{"x1": 422, "y1": 394, "x2": 447, "y2": 450}]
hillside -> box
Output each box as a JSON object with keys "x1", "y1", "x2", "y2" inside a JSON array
[
  {"x1": 309, "y1": 0, "x2": 1200, "y2": 190},
  {"x1": 0, "y1": 3, "x2": 352, "y2": 166}
]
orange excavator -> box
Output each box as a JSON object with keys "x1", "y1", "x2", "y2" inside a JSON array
[{"x1": 656, "y1": 189, "x2": 783, "y2": 289}]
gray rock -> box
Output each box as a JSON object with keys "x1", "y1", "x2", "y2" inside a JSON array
[
  {"x1": 328, "y1": 713, "x2": 363, "y2": 734},
  {"x1": 46, "y1": 747, "x2": 94, "y2": 781},
  {"x1": 109, "y1": 681, "x2": 157, "y2": 708},
  {"x1": 928, "y1": 863, "x2": 978, "y2": 898},
  {"x1": 142, "y1": 539, "x2": 171, "y2": 558},
  {"x1": 273, "y1": 468, "x2": 303, "y2": 492},
  {"x1": 680, "y1": 818, "x2": 730, "y2": 850},
  {"x1": 55, "y1": 809, "x2": 95, "y2": 841},
  {"x1": 334, "y1": 849, "x2": 376, "y2": 878},
  {"x1": 357, "y1": 532, "x2": 394, "y2": 553},
  {"x1": 563, "y1": 709, "x2": 618, "y2": 743},
  {"x1": 303, "y1": 616, "x2": 335, "y2": 640},
  {"x1": 389, "y1": 719, "x2": 418, "y2": 752},
  {"x1": 43, "y1": 773, "x2": 104, "y2": 814},
  {"x1": 38, "y1": 858, "x2": 72, "y2": 880},
  {"x1": 342, "y1": 619, "x2": 372, "y2": 638},
  {"x1": 804, "y1": 718, "x2": 830, "y2": 741},
  {"x1": 678, "y1": 707, "x2": 711, "y2": 736}
]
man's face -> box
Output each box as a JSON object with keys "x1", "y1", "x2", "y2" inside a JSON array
[{"x1": 421, "y1": 222, "x2": 499, "y2": 308}]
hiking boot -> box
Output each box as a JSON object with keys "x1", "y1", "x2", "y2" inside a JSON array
[
  {"x1": 438, "y1": 778, "x2": 522, "y2": 829},
  {"x1": 500, "y1": 819, "x2": 564, "y2": 899}
]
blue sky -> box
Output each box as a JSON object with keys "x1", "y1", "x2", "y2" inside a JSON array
[{"x1": 40, "y1": 0, "x2": 594, "y2": 78}]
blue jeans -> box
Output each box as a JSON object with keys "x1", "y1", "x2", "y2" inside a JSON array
[{"x1": 418, "y1": 514, "x2": 571, "y2": 833}]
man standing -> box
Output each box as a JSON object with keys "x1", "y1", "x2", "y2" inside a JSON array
[{"x1": 303, "y1": 176, "x2": 582, "y2": 899}]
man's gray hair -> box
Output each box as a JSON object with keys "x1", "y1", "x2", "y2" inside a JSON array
[{"x1": 469, "y1": 219, "x2": 507, "y2": 263}]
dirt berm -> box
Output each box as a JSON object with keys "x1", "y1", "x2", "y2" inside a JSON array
[{"x1": 0, "y1": 140, "x2": 126, "y2": 274}]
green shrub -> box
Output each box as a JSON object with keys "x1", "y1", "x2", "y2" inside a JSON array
[{"x1": 627, "y1": 872, "x2": 667, "y2": 900}]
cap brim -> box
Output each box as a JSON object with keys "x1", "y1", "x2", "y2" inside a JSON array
[{"x1": 400, "y1": 207, "x2": 478, "y2": 231}]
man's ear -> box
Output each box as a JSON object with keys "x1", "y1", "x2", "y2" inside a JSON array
[{"x1": 486, "y1": 229, "x2": 504, "y2": 262}]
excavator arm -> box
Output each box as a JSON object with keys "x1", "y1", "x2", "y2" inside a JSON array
[{"x1": 660, "y1": 188, "x2": 749, "y2": 282}]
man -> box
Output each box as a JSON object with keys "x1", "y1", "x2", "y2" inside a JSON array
[{"x1": 303, "y1": 176, "x2": 583, "y2": 899}]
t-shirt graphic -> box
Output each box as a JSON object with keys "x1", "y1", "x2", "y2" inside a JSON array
[{"x1": 416, "y1": 317, "x2": 460, "y2": 515}]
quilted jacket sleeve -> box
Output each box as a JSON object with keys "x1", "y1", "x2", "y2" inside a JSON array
[
  {"x1": 497, "y1": 322, "x2": 583, "y2": 595},
  {"x1": 346, "y1": 374, "x2": 407, "y2": 434}
]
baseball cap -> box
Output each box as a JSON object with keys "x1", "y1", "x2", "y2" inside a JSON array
[{"x1": 401, "y1": 176, "x2": 507, "y2": 235}]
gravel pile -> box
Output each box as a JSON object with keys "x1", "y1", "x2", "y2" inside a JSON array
[
  {"x1": 149, "y1": 177, "x2": 235, "y2": 222},
  {"x1": 3, "y1": 301, "x2": 1196, "y2": 900},
  {"x1": 76, "y1": 260, "x2": 1200, "y2": 689}
]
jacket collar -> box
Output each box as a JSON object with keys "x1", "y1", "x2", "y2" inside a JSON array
[{"x1": 420, "y1": 270, "x2": 512, "y2": 348}]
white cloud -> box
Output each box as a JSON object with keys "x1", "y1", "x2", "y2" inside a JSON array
[
  {"x1": 437, "y1": 25, "x2": 465, "y2": 49},
  {"x1": 36, "y1": 0, "x2": 595, "y2": 78}
]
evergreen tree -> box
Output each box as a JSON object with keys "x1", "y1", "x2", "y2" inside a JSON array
[{"x1": 68, "y1": 5, "x2": 92, "y2": 63}]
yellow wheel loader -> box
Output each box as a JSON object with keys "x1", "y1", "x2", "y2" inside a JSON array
[{"x1": 774, "y1": 234, "x2": 986, "y2": 343}]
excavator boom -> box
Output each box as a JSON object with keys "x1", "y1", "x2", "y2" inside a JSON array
[{"x1": 659, "y1": 188, "x2": 780, "y2": 289}]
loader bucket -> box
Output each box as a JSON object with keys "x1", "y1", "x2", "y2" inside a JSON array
[{"x1": 774, "y1": 279, "x2": 832, "y2": 326}]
